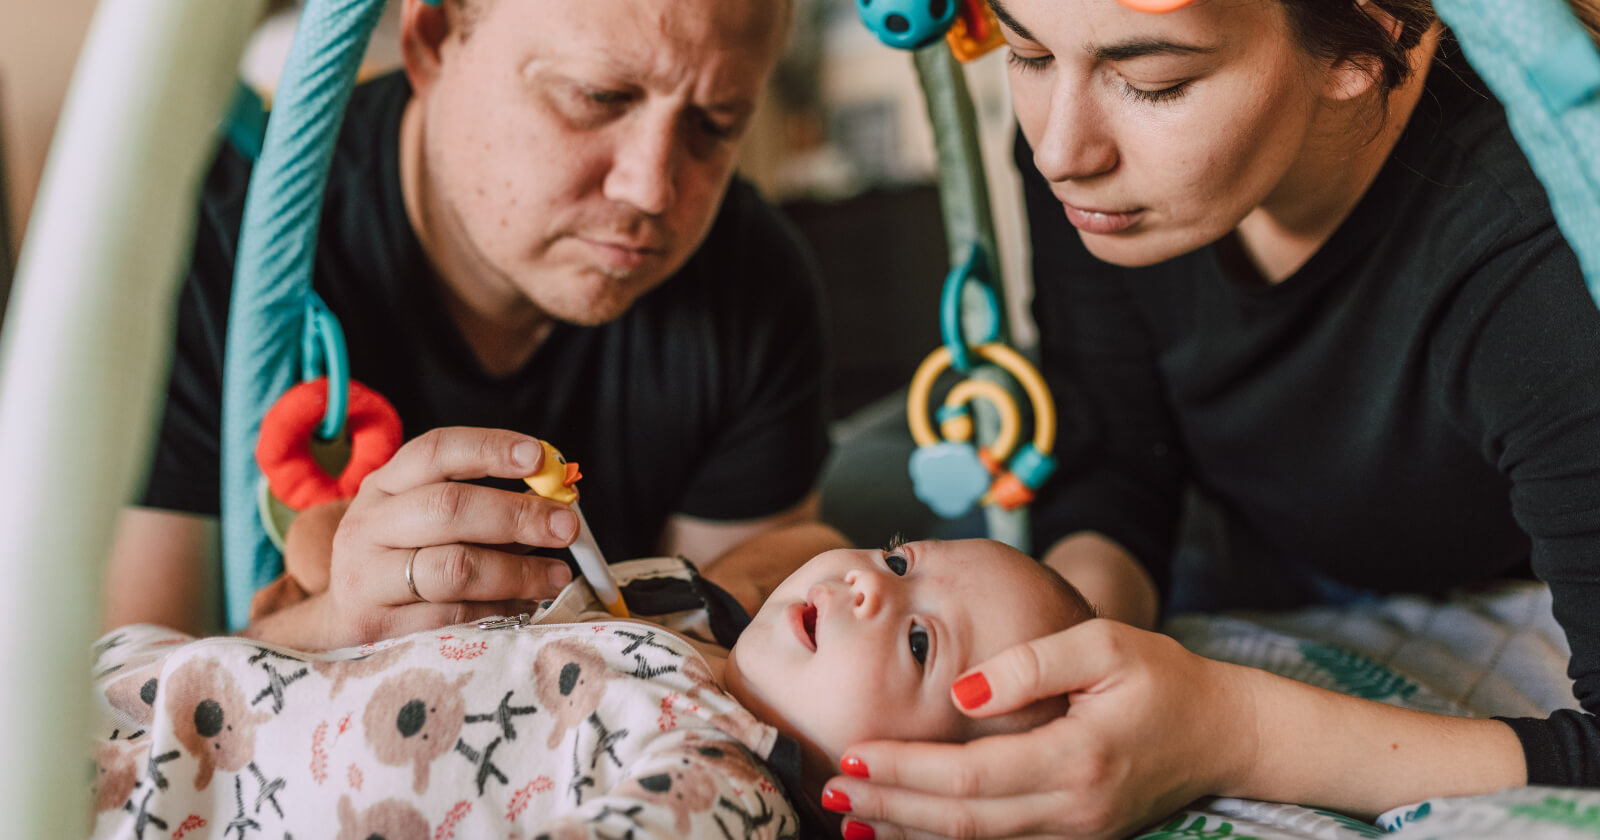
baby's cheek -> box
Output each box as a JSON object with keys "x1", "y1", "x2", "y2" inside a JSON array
[{"x1": 971, "y1": 695, "x2": 1070, "y2": 741}]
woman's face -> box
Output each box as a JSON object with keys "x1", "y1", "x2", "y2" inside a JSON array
[{"x1": 999, "y1": 0, "x2": 1341, "y2": 266}]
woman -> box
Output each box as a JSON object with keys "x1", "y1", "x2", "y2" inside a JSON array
[{"x1": 819, "y1": 1, "x2": 1600, "y2": 837}]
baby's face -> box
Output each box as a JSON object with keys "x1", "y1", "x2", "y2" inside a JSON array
[{"x1": 724, "y1": 538, "x2": 1085, "y2": 770}]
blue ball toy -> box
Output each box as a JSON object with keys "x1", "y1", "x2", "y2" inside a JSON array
[{"x1": 857, "y1": 0, "x2": 958, "y2": 50}]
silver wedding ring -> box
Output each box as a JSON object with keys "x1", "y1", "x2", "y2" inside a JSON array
[{"x1": 405, "y1": 547, "x2": 428, "y2": 603}]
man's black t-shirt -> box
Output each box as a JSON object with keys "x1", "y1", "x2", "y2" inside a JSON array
[
  {"x1": 1019, "y1": 44, "x2": 1600, "y2": 783},
  {"x1": 142, "y1": 71, "x2": 830, "y2": 566}
]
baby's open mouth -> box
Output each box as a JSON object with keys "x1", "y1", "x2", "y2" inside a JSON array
[{"x1": 801, "y1": 604, "x2": 818, "y2": 648}]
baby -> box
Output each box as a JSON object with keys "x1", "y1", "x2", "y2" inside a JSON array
[{"x1": 88, "y1": 538, "x2": 1092, "y2": 839}]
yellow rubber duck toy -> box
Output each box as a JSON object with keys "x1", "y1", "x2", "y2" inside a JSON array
[
  {"x1": 523, "y1": 440, "x2": 582, "y2": 505},
  {"x1": 522, "y1": 441, "x2": 628, "y2": 617}
]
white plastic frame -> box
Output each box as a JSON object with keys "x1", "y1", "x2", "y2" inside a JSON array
[{"x1": 0, "y1": 0, "x2": 264, "y2": 833}]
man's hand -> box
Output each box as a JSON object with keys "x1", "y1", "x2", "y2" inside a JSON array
[
  {"x1": 817, "y1": 619, "x2": 1253, "y2": 839},
  {"x1": 245, "y1": 427, "x2": 581, "y2": 648}
]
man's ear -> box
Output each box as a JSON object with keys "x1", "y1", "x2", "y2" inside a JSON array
[{"x1": 400, "y1": 0, "x2": 455, "y2": 98}]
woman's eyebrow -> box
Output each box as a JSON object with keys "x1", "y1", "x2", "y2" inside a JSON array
[
  {"x1": 1091, "y1": 39, "x2": 1219, "y2": 61},
  {"x1": 988, "y1": 0, "x2": 1038, "y2": 41},
  {"x1": 988, "y1": 0, "x2": 1217, "y2": 63}
]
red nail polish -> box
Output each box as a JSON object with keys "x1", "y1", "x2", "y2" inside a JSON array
[
  {"x1": 953, "y1": 672, "x2": 991, "y2": 709},
  {"x1": 821, "y1": 788, "x2": 852, "y2": 812},
  {"x1": 842, "y1": 820, "x2": 876, "y2": 840},
  {"x1": 840, "y1": 755, "x2": 870, "y2": 779}
]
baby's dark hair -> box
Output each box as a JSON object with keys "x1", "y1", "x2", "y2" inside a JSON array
[{"x1": 1038, "y1": 558, "x2": 1097, "y2": 626}]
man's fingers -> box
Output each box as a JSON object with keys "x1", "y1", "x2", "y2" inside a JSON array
[
  {"x1": 381, "y1": 545, "x2": 573, "y2": 606},
  {"x1": 953, "y1": 619, "x2": 1127, "y2": 717},
  {"x1": 352, "y1": 482, "x2": 578, "y2": 550},
  {"x1": 365, "y1": 427, "x2": 544, "y2": 496}
]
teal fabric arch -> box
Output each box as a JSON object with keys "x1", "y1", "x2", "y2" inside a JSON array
[
  {"x1": 221, "y1": 0, "x2": 394, "y2": 629},
  {"x1": 1436, "y1": 0, "x2": 1600, "y2": 303}
]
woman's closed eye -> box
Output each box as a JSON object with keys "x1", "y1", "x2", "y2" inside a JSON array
[
  {"x1": 1006, "y1": 50, "x2": 1052, "y2": 74},
  {"x1": 1122, "y1": 80, "x2": 1192, "y2": 104}
]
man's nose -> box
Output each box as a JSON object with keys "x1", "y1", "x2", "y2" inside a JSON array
[
  {"x1": 603, "y1": 111, "x2": 679, "y2": 216},
  {"x1": 1034, "y1": 81, "x2": 1119, "y2": 183}
]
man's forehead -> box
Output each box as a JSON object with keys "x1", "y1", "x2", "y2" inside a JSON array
[
  {"x1": 497, "y1": 0, "x2": 787, "y2": 42},
  {"x1": 508, "y1": 0, "x2": 785, "y2": 77}
]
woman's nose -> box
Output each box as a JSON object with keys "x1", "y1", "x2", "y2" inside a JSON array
[{"x1": 1034, "y1": 82, "x2": 1119, "y2": 183}]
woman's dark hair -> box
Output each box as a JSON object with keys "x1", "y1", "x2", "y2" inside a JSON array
[
  {"x1": 1279, "y1": 0, "x2": 1600, "y2": 95},
  {"x1": 1572, "y1": 0, "x2": 1600, "y2": 43},
  {"x1": 1277, "y1": 0, "x2": 1438, "y2": 97}
]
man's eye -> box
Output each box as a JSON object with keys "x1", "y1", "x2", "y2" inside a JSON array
[
  {"x1": 697, "y1": 114, "x2": 737, "y2": 140},
  {"x1": 885, "y1": 553, "x2": 908, "y2": 576},
  {"x1": 908, "y1": 623, "x2": 929, "y2": 665}
]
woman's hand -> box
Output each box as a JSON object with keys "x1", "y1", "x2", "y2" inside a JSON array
[
  {"x1": 819, "y1": 619, "x2": 1257, "y2": 839},
  {"x1": 248, "y1": 427, "x2": 581, "y2": 648}
]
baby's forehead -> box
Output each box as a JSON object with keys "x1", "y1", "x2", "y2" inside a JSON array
[{"x1": 950, "y1": 556, "x2": 1082, "y2": 652}]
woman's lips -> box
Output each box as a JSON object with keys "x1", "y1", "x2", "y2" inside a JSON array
[
  {"x1": 1061, "y1": 203, "x2": 1144, "y2": 235},
  {"x1": 789, "y1": 602, "x2": 818, "y2": 652}
]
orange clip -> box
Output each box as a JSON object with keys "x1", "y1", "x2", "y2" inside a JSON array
[
  {"x1": 946, "y1": 0, "x2": 1006, "y2": 62},
  {"x1": 985, "y1": 473, "x2": 1036, "y2": 511}
]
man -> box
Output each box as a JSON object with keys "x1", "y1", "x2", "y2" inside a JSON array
[{"x1": 106, "y1": 0, "x2": 845, "y2": 648}]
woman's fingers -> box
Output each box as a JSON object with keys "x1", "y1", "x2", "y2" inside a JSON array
[
  {"x1": 827, "y1": 622, "x2": 1247, "y2": 840},
  {"x1": 383, "y1": 544, "x2": 572, "y2": 607},
  {"x1": 954, "y1": 619, "x2": 1128, "y2": 717},
  {"x1": 363, "y1": 426, "x2": 545, "y2": 496},
  {"x1": 825, "y1": 782, "x2": 1094, "y2": 840},
  {"x1": 830, "y1": 729, "x2": 1069, "y2": 800}
]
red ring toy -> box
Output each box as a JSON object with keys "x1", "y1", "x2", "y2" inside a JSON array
[{"x1": 256, "y1": 378, "x2": 403, "y2": 510}]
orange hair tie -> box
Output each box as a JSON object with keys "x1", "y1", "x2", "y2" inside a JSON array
[{"x1": 1117, "y1": 0, "x2": 1197, "y2": 11}]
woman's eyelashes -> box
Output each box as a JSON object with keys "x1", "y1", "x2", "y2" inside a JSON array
[
  {"x1": 1006, "y1": 50, "x2": 1052, "y2": 74},
  {"x1": 909, "y1": 622, "x2": 930, "y2": 666},
  {"x1": 1122, "y1": 81, "x2": 1192, "y2": 104},
  {"x1": 1004, "y1": 49, "x2": 1193, "y2": 106}
]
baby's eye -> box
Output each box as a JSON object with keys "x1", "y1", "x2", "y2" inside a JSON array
[
  {"x1": 908, "y1": 622, "x2": 929, "y2": 666},
  {"x1": 885, "y1": 553, "x2": 908, "y2": 576}
]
